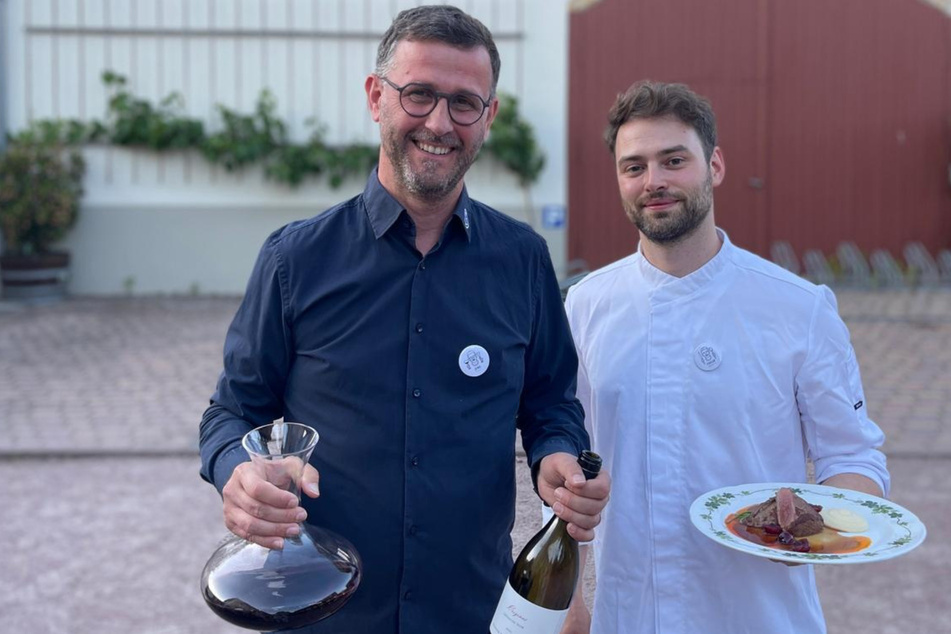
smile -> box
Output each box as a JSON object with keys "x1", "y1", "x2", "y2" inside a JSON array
[{"x1": 416, "y1": 141, "x2": 452, "y2": 156}]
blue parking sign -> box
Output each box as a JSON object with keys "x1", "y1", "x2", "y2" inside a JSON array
[{"x1": 541, "y1": 204, "x2": 566, "y2": 229}]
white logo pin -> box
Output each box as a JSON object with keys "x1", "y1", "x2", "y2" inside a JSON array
[
  {"x1": 694, "y1": 344, "x2": 721, "y2": 371},
  {"x1": 459, "y1": 344, "x2": 489, "y2": 377}
]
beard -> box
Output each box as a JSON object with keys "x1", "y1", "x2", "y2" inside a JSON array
[
  {"x1": 380, "y1": 119, "x2": 483, "y2": 202},
  {"x1": 624, "y1": 171, "x2": 714, "y2": 244}
]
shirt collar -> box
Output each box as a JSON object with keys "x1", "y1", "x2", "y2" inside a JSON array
[
  {"x1": 636, "y1": 228, "x2": 733, "y2": 298},
  {"x1": 363, "y1": 168, "x2": 473, "y2": 242}
]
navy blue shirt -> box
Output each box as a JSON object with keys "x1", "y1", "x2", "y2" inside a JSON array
[{"x1": 199, "y1": 171, "x2": 587, "y2": 633}]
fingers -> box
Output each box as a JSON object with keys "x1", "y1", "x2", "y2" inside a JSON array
[
  {"x1": 552, "y1": 471, "x2": 611, "y2": 540},
  {"x1": 769, "y1": 559, "x2": 804, "y2": 567},
  {"x1": 221, "y1": 463, "x2": 308, "y2": 549},
  {"x1": 301, "y1": 464, "x2": 321, "y2": 498}
]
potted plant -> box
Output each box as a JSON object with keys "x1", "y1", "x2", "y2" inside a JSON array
[{"x1": 0, "y1": 129, "x2": 85, "y2": 301}]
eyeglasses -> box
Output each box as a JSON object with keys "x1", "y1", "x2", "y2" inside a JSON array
[{"x1": 379, "y1": 76, "x2": 491, "y2": 126}]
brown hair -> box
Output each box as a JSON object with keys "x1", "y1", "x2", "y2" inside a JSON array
[{"x1": 604, "y1": 80, "x2": 717, "y2": 160}]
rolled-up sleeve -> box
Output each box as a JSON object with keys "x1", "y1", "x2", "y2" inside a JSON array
[
  {"x1": 796, "y1": 286, "x2": 890, "y2": 495},
  {"x1": 199, "y1": 235, "x2": 294, "y2": 494}
]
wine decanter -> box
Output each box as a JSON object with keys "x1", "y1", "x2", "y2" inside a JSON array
[{"x1": 200, "y1": 422, "x2": 361, "y2": 630}]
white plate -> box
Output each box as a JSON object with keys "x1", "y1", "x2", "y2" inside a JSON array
[{"x1": 689, "y1": 482, "x2": 927, "y2": 564}]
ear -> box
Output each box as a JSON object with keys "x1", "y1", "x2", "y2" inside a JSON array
[
  {"x1": 709, "y1": 146, "x2": 725, "y2": 187},
  {"x1": 366, "y1": 75, "x2": 383, "y2": 123},
  {"x1": 481, "y1": 96, "x2": 501, "y2": 136}
]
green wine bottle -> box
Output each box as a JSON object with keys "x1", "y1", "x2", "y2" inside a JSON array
[{"x1": 489, "y1": 450, "x2": 602, "y2": 633}]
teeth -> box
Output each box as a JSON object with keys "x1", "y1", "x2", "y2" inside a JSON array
[{"x1": 417, "y1": 142, "x2": 450, "y2": 155}]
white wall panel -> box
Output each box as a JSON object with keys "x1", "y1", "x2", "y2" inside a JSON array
[
  {"x1": 57, "y1": 0, "x2": 80, "y2": 27},
  {"x1": 288, "y1": 0, "x2": 314, "y2": 33},
  {"x1": 26, "y1": 0, "x2": 53, "y2": 28},
  {"x1": 83, "y1": 0, "x2": 107, "y2": 28},
  {"x1": 108, "y1": 0, "x2": 133, "y2": 29},
  {"x1": 315, "y1": 0, "x2": 342, "y2": 30},
  {"x1": 56, "y1": 35, "x2": 84, "y2": 119},
  {"x1": 28, "y1": 35, "x2": 55, "y2": 119},
  {"x1": 2, "y1": 0, "x2": 571, "y2": 294},
  {"x1": 160, "y1": 0, "x2": 184, "y2": 29}
]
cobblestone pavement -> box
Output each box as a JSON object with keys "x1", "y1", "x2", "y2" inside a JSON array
[
  {"x1": 2, "y1": 289, "x2": 949, "y2": 457},
  {"x1": 0, "y1": 289, "x2": 949, "y2": 633}
]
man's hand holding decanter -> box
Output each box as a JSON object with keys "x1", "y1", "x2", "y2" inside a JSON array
[{"x1": 221, "y1": 458, "x2": 321, "y2": 550}]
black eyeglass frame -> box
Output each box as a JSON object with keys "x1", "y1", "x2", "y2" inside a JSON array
[{"x1": 378, "y1": 76, "x2": 493, "y2": 126}]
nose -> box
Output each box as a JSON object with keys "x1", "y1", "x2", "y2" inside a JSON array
[
  {"x1": 644, "y1": 165, "x2": 667, "y2": 192},
  {"x1": 424, "y1": 97, "x2": 455, "y2": 136}
]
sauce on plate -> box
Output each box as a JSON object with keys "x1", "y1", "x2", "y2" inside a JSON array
[{"x1": 725, "y1": 505, "x2": 872, "y2": 554}]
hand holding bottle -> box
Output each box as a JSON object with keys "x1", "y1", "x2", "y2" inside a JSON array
[
  {"x1": 537, "y1": 452, "x2": 611, "y2": 542},
  {"x1": 221, "y1": 458, "x2": 321, "y2": 550}
]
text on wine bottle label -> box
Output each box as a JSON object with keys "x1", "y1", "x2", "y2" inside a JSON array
[{"x1": 489, "y1": 581, "x2": 568, "y2": 633}]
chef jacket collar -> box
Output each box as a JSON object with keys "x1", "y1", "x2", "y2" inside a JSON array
[{"x1": 636, "y1": 228, "x2": 733, "y2": 303}]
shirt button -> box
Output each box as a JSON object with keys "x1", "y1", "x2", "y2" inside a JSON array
[
  {"x1": 411, "y1": 456, "x2": 419, "y2": 467},
  {"x1": 419, "y1": 261, "x2": 426, "y2": 270},
  {"x1": 412, "y1": 388, "x2": 421, "y2": 398},
  {"x1": 409, "y1": 525, "x2": 418, "y2": 535},
  {"x1": 415, "y1": 323, "x2": 423, "y2": 333},
  {"x1": 404, "y1": 590, "x2": 412, "y2": 600}
]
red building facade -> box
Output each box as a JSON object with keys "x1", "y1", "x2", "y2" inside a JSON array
[{"x1": 568, "y1": 0, "x2": 951, "y2": 270}]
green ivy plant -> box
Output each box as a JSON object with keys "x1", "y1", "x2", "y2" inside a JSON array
[
  {"x1": 102, "y1": 71, "x2": 205, "y2": 150},
  {"x1": 14, "y1": 71, "x2": 545, "y2": 195}
]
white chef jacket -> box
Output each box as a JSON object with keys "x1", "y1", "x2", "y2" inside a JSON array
[{"x1": 564, "y1": 231, "x2": 889, "y2": 634}]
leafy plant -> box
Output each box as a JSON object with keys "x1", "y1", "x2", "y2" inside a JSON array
[
  {"x1": 201, "y1": 90, "x2": 285, "y2": 171},
  {"x1": 0, "y1": 128, "x2": 86, "y2": 255},
  {"x1": 103, "y1": 71, "x2": 204, "y2": 150},
  {"x1": 485, "y1": 93, "x2": 546, "y2": 187},
  {"x1": 485, "y1": 94, "x2": 547, "y2": 227},
  {"x1": 9, "y1": 72, "x2": 547, "y2": 200}
]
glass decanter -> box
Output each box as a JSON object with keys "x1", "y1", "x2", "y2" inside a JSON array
[{"x1": 200, "y1": 422, "x2": 362, "y2": 630}]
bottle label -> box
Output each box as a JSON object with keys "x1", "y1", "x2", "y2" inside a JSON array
[{"x1": 489, "y1": 581, "x2": 569, "y2": 633}]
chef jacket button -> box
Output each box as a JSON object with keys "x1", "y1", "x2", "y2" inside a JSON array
[{"x1": 412, "y1": 388, "x2": 421, "y2": 398}]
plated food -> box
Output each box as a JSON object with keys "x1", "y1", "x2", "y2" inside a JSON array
[
  {"x1": 689, "y1": 483, "x2": 927, "y2": 564},
  {"x1": 729, "y1": 487, "x2": 870, "y2": 555}
]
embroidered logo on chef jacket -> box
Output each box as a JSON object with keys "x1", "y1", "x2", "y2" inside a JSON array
[
  {"x1": 694, "y1": 344, "x2": 721, "y2": 371},
  {"x1": 459, "y1": 344, "x2": 489, "y2": 377}
]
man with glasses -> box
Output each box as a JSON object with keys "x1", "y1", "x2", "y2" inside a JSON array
[{"x1": 199, "y1": 5, "x2": 610, "y2": 633}]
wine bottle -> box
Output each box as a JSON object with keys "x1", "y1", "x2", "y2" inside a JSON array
[{"x1": 489, "y1": 450, "x2": 602, "y2": 634}]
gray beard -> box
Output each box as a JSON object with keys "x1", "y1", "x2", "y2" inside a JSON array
[{"x1": 382, "y1": 128, "x2": 481, "y2": 202}]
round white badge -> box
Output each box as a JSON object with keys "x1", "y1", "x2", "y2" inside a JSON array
[
  {"x1": 694, "y1": 344, "x2": 722, "y2": 371},
  {"x1": 458, "y1": 344, "x2": 490, "y2": 377}
]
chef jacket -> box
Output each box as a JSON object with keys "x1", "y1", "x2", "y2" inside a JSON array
[
  {"x1": 199, "y1": 170, "x2": 588, "y2": 633},
  {"x1": 564, "y1": 230, "x2": 889, "y2": 634}
]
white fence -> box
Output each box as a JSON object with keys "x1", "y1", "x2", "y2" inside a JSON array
[{"x1": 1, "y1": 0, "x2": 570, "y2": 294}]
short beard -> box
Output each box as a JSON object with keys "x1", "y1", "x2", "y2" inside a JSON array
[
  {"x1": 381, "y1": 124, "x2": 482, "y2": 202},
  {"x1": 625, "y1": 171, "x2": 714, "y2": 245}
]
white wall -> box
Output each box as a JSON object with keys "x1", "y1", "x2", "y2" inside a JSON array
[{"x1": 2, "y1": 0, "x2": 570, "y2": 295}]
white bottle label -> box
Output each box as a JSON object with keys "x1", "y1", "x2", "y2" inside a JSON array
[{"x1": 489, "y1": 580, "x2": 569, "y2": 633}]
